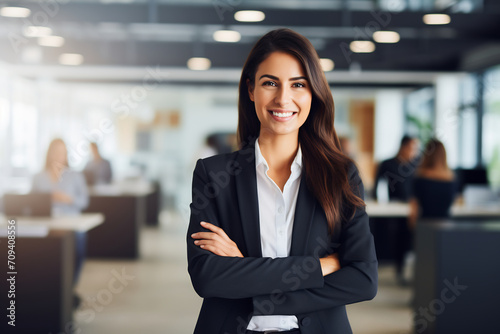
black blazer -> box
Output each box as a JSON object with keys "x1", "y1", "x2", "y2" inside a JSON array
[{"x1": 187, "y1": 139, "x2": 378, "y2": 334}]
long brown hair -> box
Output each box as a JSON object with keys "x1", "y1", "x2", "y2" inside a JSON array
[
  {"x1": 45, "y1": 138, "x2": 69, "y2": 178},
  {"x1": 418, "y1": 138, "x2": 450, "y2": 173},
  {"x1": 237, "y1": 28, "x2": 364, "y2": 233}
]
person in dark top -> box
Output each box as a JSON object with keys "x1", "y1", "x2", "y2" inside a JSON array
[
  {"x1": 84, "y1": 142, "x2": 113, "y2": 185},
  {"x1": 409, "y1": 139, "x2": 457, "y2": 229},
  {"x1": 373, "y1": 135, "x2": 420, "y2": 284},
  {"x1": 373, "y1": 135, "x2": 420, "y2": 201}
]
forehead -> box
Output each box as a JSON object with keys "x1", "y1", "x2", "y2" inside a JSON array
[{"x1": 255, "y1": 51, "x2": 306, "y2": 77}]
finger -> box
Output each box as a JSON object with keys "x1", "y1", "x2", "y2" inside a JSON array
[
  {"x1": 200, "y1": 221, "x2": 231, "y2": 241},
  {"x1": 195, "y1": 238, "x2": 232, "y2": 255},
  {"x1": 192, "y1": 233, "x2": 225, "y2": 246},
  {"x1": 199, "y1": 244, "x2": 228, "y2": 256},
  {"x1": 191, "y1": 232, "x2": 217, "y2": 240},
  {"x1": 200, "y1": 221, "x2": 222, "y2": 233}
]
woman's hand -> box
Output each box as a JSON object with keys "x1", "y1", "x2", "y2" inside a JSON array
[
  {"x1": 319, "y1": 253, "x2": 341, "y2": 276},
  {"x1": 191, "y1": 221, "x2": 244, "y2": 258}
]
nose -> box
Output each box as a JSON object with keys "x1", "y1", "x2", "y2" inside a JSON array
[{"x1": 274, "y1": 85, "x2": 291, "y2": 107}]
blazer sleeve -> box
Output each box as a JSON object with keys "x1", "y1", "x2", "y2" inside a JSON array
[
  {"x1": 251, "y1": 164, "x2": 378, "y2": 315},
  {"x1": 187, "y1": 159, "x2": 325, "y2": 299}
]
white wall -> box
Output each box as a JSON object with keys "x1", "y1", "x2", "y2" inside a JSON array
[
  {"x1": 434, "y1": 74, "x2": 462, "y2": 168},
  {"x1": 374, "y1": 89, "x2": 405, "y2": 162}
]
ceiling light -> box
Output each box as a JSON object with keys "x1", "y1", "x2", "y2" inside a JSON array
[
  {"x1": 38, "y1": 36, "x2": 65, "y2": 47},
  {"x1": 423, "y1": 14, "x2": 451, "y2": 25},
  {"x1": 213, "y1": 30, "x2": 241, "y2": 43},
  {"x1": 234, "y1": 10, "x2": 265, "y2": 22},
  {"x1": 350, "y1": 41, "x2": 376, "y2": 53},
  {"x1": 59, "y1": 53, "x2": 84, "y2": 66},
  {"x1": 23, "y1": 26, "x2": 52, "y2": 37},
  {"x1": 187, "y1": 57, "x2": 211, "y2": 71},
  {"x1": 0, "y1": 7, "x2": 31, "y2": 18},
  {"x1": 373, "y1": 31, "x2": 400, "y2": 43},
  {"x1": 320, "y1": 58, "x2": 335, "y2": 72}
]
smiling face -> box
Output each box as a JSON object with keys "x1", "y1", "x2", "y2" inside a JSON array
[{"x1": 248, "y1": 51, "x2": 312, "y2": 138}]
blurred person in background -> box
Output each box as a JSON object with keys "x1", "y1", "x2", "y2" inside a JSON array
[
  {"x1": 196, "y1": 134, "x2": 219, "y2": 160},
  {"x1": 409, "y1": 139, "x2": 457, "y2": 229},
  {"x1": 31, "y1": 138, "x2": 89, "y2": 307},
  {"x1": 84, "y1": 142, "x2": 113, "y2": 185},
  {"x1": 373, "y1": 135, "x2": 420, "y2": 285},
  {"x1": 373, "y1": 135, "x2": 420, "y2": 202}
]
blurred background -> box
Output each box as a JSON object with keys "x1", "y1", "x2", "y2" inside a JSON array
[{"x1": 0, "y1": 0, "x2": 500, "y2": 333}]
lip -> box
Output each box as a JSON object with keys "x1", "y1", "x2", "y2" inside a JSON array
[{"x1": 268, "y1": 109, "x2": 298, "y2": 122}]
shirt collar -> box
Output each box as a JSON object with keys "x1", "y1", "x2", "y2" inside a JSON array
[{"x1": 255, "y1": 137, "x2": 302, "y2": 170}]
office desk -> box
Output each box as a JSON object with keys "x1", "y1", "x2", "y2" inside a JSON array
[
  {"x1": 365, "y1": 201, "x2": 500, "y2": 262},
  {"x1": 414, "y1": 220, "x2": 500, "y2": 334},
  {"x1": 84, "y1": 184, "x2": 153, "y2": 259},
  {"x1": 0, "y1": 213, "x2": 104, "y2": 233},
  {"x1": 365, "y1": 201, "x2": 500, "y2": 218},
  {"x1": 0, "y1": 214, "x2": 103, "y2": 334}
]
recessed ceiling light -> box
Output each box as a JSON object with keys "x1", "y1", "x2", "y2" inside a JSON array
[
  {"x1": 213, "y1": 30, "x2": 241, "y2": 43},
  {"x1": 187, "y1": 57, "x2": 211, "y2": 71},
  {"x1": 234, "y1": 10, "x2": 265, "y2": 22},
  {"x1": 373, "y1": 31, "x2": 400, "y2": 43},
  {"x1": 320, "y1": 58, "x2": 335, "y2": 72},
  {"x1": 423, "y1": 14, "x2": 451, "y2": 25},
  {"x1": 38, "y1": 36, "x2": 65, "y2": 47},
  {"x1": 350, "y1": 41, "x2": 376, "y2": 53},
  {"x1": 0, "y1": 7, "x2": 31, "y2": 18},
  {"x1": 23, "y1": 26, "x2": 52, "y2": 38},
  {"x1": 59, "y1": 53, "x2": 84, "y2": 66}
]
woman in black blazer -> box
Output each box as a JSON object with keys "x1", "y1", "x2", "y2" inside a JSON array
[{"x1": 187, "y1": 28, "x2": 378, "y2": 334}]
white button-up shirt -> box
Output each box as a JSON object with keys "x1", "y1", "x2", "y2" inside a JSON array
[{"x1": 246, "y1": 137, "x2": 302, "y2": 331}]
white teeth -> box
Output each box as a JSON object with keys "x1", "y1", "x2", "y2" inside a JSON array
[{"x1": 272, "y1": 111, "x2": 294, "y2": 118}]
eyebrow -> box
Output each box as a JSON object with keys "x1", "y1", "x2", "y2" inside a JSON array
[{"x1": 258, "y1": 74, "x2": 308, "y2": 81}]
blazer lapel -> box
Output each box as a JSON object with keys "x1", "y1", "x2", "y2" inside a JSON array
[
  {"x1": 234, "y1": 141, "x2": 262, "y2": 257},
  {"x1": 290, "y1": 173, "x2": 317, "y2": 256}
]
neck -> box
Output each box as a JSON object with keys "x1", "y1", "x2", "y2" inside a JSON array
[{"x1": 258, "y1": 129, "x2": 299, "y2": 171}]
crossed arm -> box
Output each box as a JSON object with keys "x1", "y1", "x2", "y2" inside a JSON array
[
  {"x1": 191, "y1": 221, "x2": 341, "y2": 276},
  {"x1": 187, "y1": 159, "x2": 378, "y2": 314}
]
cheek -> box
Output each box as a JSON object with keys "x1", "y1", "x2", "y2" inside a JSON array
[{"x1": 298, "y1": 94, "x2": 312, "y2": 112}]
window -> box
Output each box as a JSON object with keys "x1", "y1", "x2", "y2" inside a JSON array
[{"x1": 482, "y1": 66, "x2": 500, "y2": 188}]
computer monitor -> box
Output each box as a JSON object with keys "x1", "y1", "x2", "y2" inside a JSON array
[
  {"x1": 454, "y1": 168, "x2": 489, "y2": 194},
  {"x1": 3, "y1": 193, "x2": 52, "y2": 217}
]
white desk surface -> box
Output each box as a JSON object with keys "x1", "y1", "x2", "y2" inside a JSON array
[
  {"x1": 0, "y1": 213, "x2": 104, "y2": 233},
  {"x1": 89, "y1": 183, "x2": 154, "y2": 197},
  {"x1": 365, "y1": 201, "x2": 500, "y2": 218},
  {"x1": 365, "y1": 201, "x2": 410, "y2": 217}
]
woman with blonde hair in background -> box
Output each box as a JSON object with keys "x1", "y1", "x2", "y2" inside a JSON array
[{"x1": 31, "y1": 138, "x2": 89, "y2": 308}]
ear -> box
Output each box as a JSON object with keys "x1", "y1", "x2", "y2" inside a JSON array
[{"x1": 246, "y1": 78, "x2": 255, "y2": 102}]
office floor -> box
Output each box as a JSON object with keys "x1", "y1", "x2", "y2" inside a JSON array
[{"x1": 75, "y1": 211, "x2": 413, "y2": 334}]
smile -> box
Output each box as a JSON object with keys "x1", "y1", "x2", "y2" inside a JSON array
[{"x1": 268, "y1": 109, "x2": 298, "y2": 121}]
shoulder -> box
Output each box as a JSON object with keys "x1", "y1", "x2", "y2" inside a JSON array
[
  {"x1": 347, "y1": 161, "x2": 362, "y2": 184},
  {"x1": 346, "y1": 161, "x2": 364, "y2": 198},
  {"x1": 195, "y1": 150, "x2": 244, "y2": 175},
  {"x1": 377, "y1": 158, "x2": 393, "y2": 170}
]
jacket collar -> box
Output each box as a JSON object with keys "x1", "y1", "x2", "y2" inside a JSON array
[{"x1": 234, "y1": 137, "x2": 316, "y2": 258}]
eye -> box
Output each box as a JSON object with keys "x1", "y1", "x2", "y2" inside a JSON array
[
  {"x1": 292, "y1": 82, "x2": 306, "y2": 88},
  {"x1": 262, "y1": 81, "x2": 277, "y2": 87}
]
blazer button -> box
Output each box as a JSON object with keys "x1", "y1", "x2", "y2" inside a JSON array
[{"x1": 300, "y1": 317, "x2": 311, "y2": 326}]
